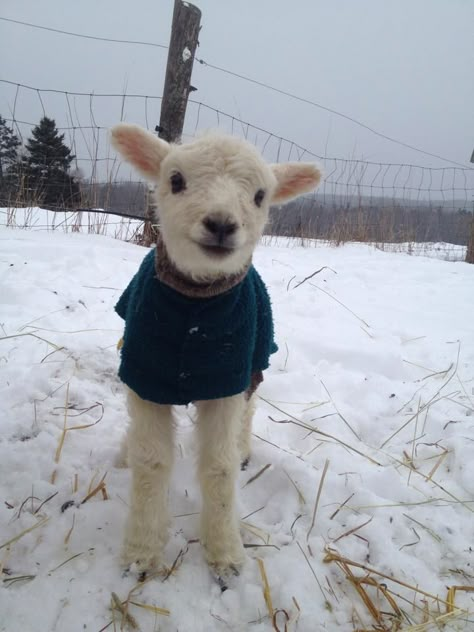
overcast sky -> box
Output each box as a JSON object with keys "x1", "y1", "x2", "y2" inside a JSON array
[{"x1": 1, "y1": 0, "x2": 473, "y2": 174}]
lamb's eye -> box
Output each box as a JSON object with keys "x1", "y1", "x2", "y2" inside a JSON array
[
  {"x1": 170, "y1": 172, "x2": 186, "y2": 194},
  {"x1": 254, "y1": 189, "x2": 265, "y2": 207}
]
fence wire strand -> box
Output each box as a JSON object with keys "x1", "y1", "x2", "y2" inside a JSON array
[{"x1": 1, "y1": 80, "x2": 473, "y2": 259}]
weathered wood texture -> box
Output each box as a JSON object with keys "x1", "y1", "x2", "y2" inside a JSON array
[
  {"x1": 158, "y1": 0, "x2": 202, "y2": 143},
  {"x1": 466, "y1": 216, "x2": 474, "y2": 263},
  {"x1": 142, "y1": 0, "x2": 201, "y2": 245}
]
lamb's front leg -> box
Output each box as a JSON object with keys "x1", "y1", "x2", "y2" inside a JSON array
[
  {"x1": 196, "y1": 394, "x2": 246, "y2": 585},
  {"x1": 238, "y1": 393, "x2": 257, "y2": 470},
  {"x1": 123, "y1": 388, "x2": 174, "y2": 576}
]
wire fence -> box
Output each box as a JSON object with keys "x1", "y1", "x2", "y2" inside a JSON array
[{"x1": 1, "y1": 79, "x2": 473, "y2": 259}]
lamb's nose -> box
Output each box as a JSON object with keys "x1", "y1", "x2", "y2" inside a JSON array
[{"x1": 203, "y1": 216, "x2": 237, "y2": 243}]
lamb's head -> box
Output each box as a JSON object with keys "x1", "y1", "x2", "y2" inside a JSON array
[{"x1": 111, "y1": 124, "x2": 322, "y2": 279}]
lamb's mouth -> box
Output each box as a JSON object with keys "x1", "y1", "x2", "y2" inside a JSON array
[{"x1": 199, "y1": 243, "x2": 235, "y2": 258}]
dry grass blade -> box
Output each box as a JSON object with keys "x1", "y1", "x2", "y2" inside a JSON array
[
  {"x1": 381, "y1": 391, "x2": 456, "y2": 449},
  {"x1": 241, "y1": 505, "x2": 266, "y2": 520},
  {"x1": 292, "y1": 266, "x2": 336, "y2": 289},
  {"x1": 162, "y1": 543, "x2": 189, "y2": 582},
  {"x1": 111, "y1": 578, "x2": 172, "y2": 630},
  {"x1": 329, "y1": 493, "x2": 355, "y2": 520},
  {"x1": 283, "y1": 469, "x2": 306, "y2": 505},
  {"x1": 302, "y1": 400, "x2": 330, "y2": 412},
  {"x1": 52, "y1": 390, "x2": 104, "y2": 484},
  {"x1": 243, "y1": 463, "x2": 271, "y2": 488},
  {"x1": 307, "y1": 459, "x2": 329, "y2": 541},
  {"x1": 253, "y1": 431, "x2": 309, "y2": 465},
  {"x1": 49, "y1": 552, "x2": 84, "y2": 573},
  {"x1": 308, "y1": 282, "x2": 370, "y2": 328},
  {"x1": 402, "y1": 514, "x2": 441, "y2": 543},
  {"x1": 407, "y1": 397, "x2": 422, "y2": 487},
  {"x1": 128, "y1": 601, "x2": 170, "y2": 617},
  {"x1": 0, "y1": 331, "x2": 62, "y2": 350},
  {"x1": 53, "y1": 401, "x2": 104, "y2": 421},
  {"x1": 54, "y1": 382, "x2": 70, "y2": 464},
  {"x1": 81, "y1": 473, "x2": 107, "y2": 505},
  {"x1": 342, "y1": 563, "x2": 399, "y2": 627},
  {"x1": 110, "y1": 592, "x2": 139, "y2": 630},
  {"x1": 322, "y1": 549, "x2": 471, "y2": 630},
  {"x1": 0, "y1": 516, "x2": 49, "y2": 551},
  {"x1": 296, "y1": 541, "x2": 332, "y2": 610},
  {"x1": 272, "y1": 609, "x2": 290, "y2": 632},
  {"x1": 333, "y1": 517, "x2": 373, "y2": 543},
  {"x1": 323, "y1": 548, "x2": 458, "y2": 608},
  {"x1": 359, "y1": 576, "x2": 403, "y2": 618},
  {"x1": 16, "y1": 495, "x2": 41, "y2": 520},
  {"x1": 241, "y1": 522, "x2": 270, "y2": 544},
  {"x1": 384, "y1": 451, "x2": 474, "y2": 513},
  {"x1": 260, "y1": 396, "x2": 381, "y2": 466},
  {"x1": 396, "y1": 383, "x2": 425, "y2": 414},
  {"x1": 402, "y1": 610, "x2": 467, "y2": 631},
  {"x1": 421, "y1": 362, "x2": 453, "y2": 381},
  {"x1": 457, "y1": 373, "x2": 474, "y2": 409},
  {"x1": 399, "y1": 527, "x2": 420, "y2": 550},
  {"x1": 3, "y1": 574, "x2": 36, "y2": 587},
  {"x1": 320, "y1": 380, "x2": 360, "y2": 440},
  {"x1": 257, "y1": 558, "x2": 274, "y2": 623},
  {"x1": 244, "y1": 543, "x2": 280, "y2": 550},
  {"x1": 64, "y1": 514, "x2": 75, "y2": 545},
  {"x1": 33, "y1": 491, "x2": 59, "y2": 515},
  {"x1": 446, "y1": 585, "x2": 474, "y2": 613},
  {"x1": 381, "y1": 343, "x2": 460, "y2": 448},
  {"x1": 40, "y1": 346, "x2": 66, "y2": 363},
  {"x1": 404, "y1": 357, "x2": 432, "y2": 376},
  {"x1": 426, "y1": 449, "x2": 448, "y2": 482},
  {"x1": 22, "y1": 325, "x2": 120, "y2": 335}
]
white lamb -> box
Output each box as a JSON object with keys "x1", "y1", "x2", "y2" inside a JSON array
[{"x1": 111, "y1": 124, "x2": 321, "y2": 587}]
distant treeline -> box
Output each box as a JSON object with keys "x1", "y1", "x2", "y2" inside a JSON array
[
  {"x1": 81, "y1": 181, "x2": 473, "y2": 246},
  {"x1": 268, "y1": 197, "x2": 473, "y2": 245},
  {"x1": 3, "y1": 171, "x2": 472, "y2": 247}
]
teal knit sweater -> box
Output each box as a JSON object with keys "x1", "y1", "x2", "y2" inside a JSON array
[{"x1": 115, "y1": 249, "x2": 277, "y2": 405}]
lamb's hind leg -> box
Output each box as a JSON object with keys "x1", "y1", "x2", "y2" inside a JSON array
[
  {"x1": 238, "y1": 393, "x2": 256, "y2": 470},
  {"x1": 122, "y1": 388, "x2": 174, "y2": 577},
  {"x1": 196, "y1": 393, "x2": 246, "y2": 587}
]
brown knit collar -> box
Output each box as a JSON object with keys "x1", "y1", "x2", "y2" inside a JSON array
[{"x1": 154, "y1": 234, "x2": 251, "y2": 299}]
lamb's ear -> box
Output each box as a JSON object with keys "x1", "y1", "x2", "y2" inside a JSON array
[
  {"x1": 110, "y1": 123, "x2": 170, "y2": 181},
  {"x1": 270, "y1": 163, "x2": 322, "y2": 204}
]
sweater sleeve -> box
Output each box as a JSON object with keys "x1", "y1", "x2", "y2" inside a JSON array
[
  {"x1": 115, "y1": 249, "x2": 155, "y2": 321},
  {"x1": 252, "y1": 269, "x2": 278, "y2": 372},
  {"x1": 115, "y1": 283, "x2": 132, "y2": 320}
]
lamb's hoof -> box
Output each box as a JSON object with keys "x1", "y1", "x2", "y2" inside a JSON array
[
  {"x1": 210, "y1": 563, "x2": 241, "y2": 592},
  {"x1": 240, "y1": 457, "x2": 250, "y2": 471},
  {"x1": 122, "y1": 558, "x2": 164, "y2": 582},
  {"x1": 122, "y1": 565, "x2": 147, "y2": 582},
  {"x1": 122, "y1": 544, "x2": 164, "y2": 581}
]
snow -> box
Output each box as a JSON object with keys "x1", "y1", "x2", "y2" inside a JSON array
[
  {"x1": 182, "y1": 47, "x2": 192, "y2": 63},
  {"x1": 0, "y1": 226, "x2": 473, "y2": 631},
  {"x1": 0, "y1": 206, "x2": 143, "y2": 242}
]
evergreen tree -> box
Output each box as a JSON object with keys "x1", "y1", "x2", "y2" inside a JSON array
[
  {"x1": 0, "y1": 116, "x2": 22, "y2": 203},
  {"x1": 24, "y1": 116, "x2": 79, "y2": 207}
]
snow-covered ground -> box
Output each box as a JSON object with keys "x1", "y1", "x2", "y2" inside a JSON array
[
  {"x1": 0, "y1": 206, "x2": 144, "y2": 243},
  {"x1": 0, "y1": 226, "x2": 473, "y2": 631}
]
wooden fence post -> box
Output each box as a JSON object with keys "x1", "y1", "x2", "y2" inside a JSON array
[
  {"x1": 466, "y1": 215, "x2": 474, "y2": 264},
  {"x1": 142, "y1": 0, "x2": 201, "y2": 246}
]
